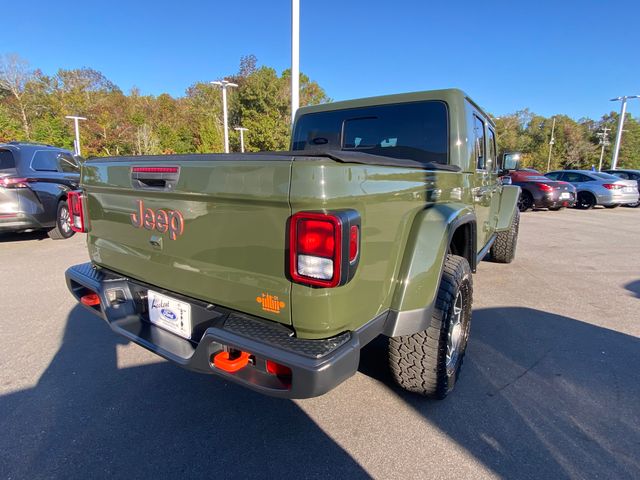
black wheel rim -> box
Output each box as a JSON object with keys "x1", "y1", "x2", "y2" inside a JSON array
[{"x1": 446, "y1": 291, "x2": 465, "y2": 375}]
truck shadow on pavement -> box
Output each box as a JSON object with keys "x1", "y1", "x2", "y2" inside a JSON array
[
  {"x1": 0, "y1": 306, "x2": 370, "y2": 479},
  {"x1": 360, "y1": 307, "x2": 640, "y2": 479},
  {"x1": 0, "y1": 230, "x2": 49, "y2": 243},
  {"x1": 625, "y1": 279, "x2": 640, "y2": 299}
]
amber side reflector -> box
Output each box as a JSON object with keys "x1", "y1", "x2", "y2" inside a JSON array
[
  {"x1": 213, "y1": 350, "x2": 250, "y2": 373},
  {"x1": 80, "y1": 293, "x2": 101, "y2": 306}
]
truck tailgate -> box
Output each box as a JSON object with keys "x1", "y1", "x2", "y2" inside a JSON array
[{"x1": 81, "y1": 155, "x2": 293, "y2": 325}]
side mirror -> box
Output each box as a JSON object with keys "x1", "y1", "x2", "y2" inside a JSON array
[{"x1": 502, "y1": 152, "x2": 521, "y2": 172}]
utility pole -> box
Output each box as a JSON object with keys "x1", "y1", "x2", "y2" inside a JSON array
[
  {"x1": 546, "y1": 117, "x2": 556, "y2": 172},
  {"x1": 596, "y1": 126, "x2": 611, "y2": 172},
  {"x1": 610, "y1": 95, "x2": 640, "y2": 170},
  {"x1": 291, "y1": 0, "x2": 300, "y2": 124},
  {"x1": 234, "y1": 127, "x2": 248, "y2": 153},
  {"x1": 65, "y1": 115, "x2": 87, "y2": 156},
  {"x1": 211, "y1": 80, "x2": 238, "y2": 153}
]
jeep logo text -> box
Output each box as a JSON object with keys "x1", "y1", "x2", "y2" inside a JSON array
[{"x1": 131, "y1": 199, "x2": 184, "y2": 240}]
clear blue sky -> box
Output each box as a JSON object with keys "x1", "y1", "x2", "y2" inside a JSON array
[{"x1": 4, "y1": 0, "x2": 638, "y2": 119}]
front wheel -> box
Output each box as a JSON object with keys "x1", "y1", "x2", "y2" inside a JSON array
[
  {"x1": 604, "y1": 204, "x2": 620, "y2": 209},
  {"x1": 490, "y1": 209, "x2": 519, "y2": 264},
  {"x1": 48, "y1": 201, "x2": 75, "y2": 240},
  {"x1": 625, "y1": 201, "x2": 640, "y2": 208},
  {"x1": 549, "y1": 206, "x2": 563, "y2": 211},
  {"x1": 388, "y1": 255, "x2": 473, "y2": 399}
]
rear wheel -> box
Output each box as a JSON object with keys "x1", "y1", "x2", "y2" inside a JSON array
[
  {"x1": 48, "y1": 200, "x2": 75, "y2": 240},
  {"x1": 625, "y1": 201, "x2": 640, "y2": 208},
  {"x1": 576, "y1": 192, "x2": 596, "y2": 210},
  {"x1": 604, "y1": 204, "x2": 620, "y2": 209},
  {"x1": 549, "y1": 206, "x2": 563, "y2": 211},
  {"x1": 490, "y1": 209, "x2": 519, "y2": 264},
  {"x1": 388, "y1": 255, "x2": 473, "y2": 399},
  {"x1": 518, "y1": 191, "x2": 533, "y2": 212}
]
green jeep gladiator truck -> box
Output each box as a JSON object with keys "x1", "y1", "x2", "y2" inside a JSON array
[{"x1": 65, "y1": 88, "x2": 520, "y2": 399}]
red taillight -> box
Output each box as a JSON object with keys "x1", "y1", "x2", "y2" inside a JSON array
[
  {"x1": 538, "y1": 183, "x2": 553, "y2": 192},
  {"x1": 290, "y1": 212, "x2": 342, "y2": 287},
  {"x1": 0, "y1": 176, "x2": 30, "y2": 188},
  {"x1": 131, "y1": 166, "x2": 179, "y2": 174},
  {"x1": 80, "y1": 293, "x2": 100, "y2": 307},
  {"x1": 67, "y1": 190, "x2": 87, "y2": 233},
  {"x1": 297, "y1": 219, "x2": 336, "y2": 258},
  {"x1": 349, "y1": 225, "x2": 359, "y2": 263},
  {"x1": 603, "y1": 183, "x2": 623, "y2": 190}
]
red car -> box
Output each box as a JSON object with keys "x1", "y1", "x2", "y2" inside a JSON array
[{"x1": 509, "y1": 170, "x2": 577, "y2": 212}]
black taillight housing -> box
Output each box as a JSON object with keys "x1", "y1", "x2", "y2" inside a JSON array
[
  {"x1": 67, "y1": 190, "x2": 88, "y2": 233},
  {"x1": 288, "y1": 210, "x2": 360, "y2": 288}
]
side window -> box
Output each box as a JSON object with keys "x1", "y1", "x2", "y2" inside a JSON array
[
  {"x1": 615, "y1": 172, "x2": 629, "y2": 179},
  {"x1": 57, "y1": 153, "x2": 80, "y2": 173},
  {"x1": 473, "y1": 115, "x2": 486, "y2": 170},
  {"x1": 31, "y1": 151, "x2": 60, "y2": 172},
  {"x1": 579, "y1": 173, "x2": 595, "y2": 182},
  {"x1": 487, "y1": 127, "x2": 497, "y2": 172},
  {"x1": 545, "y1": 172, "x2": 561, "y2": 180},
  {"x1": 0, "y1": 149, "x2": 16, "y2": 170}
]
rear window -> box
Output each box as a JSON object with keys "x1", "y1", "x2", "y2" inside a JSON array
[
  {"x1": 31, "y1": 150, "x2": 60, "y2": 172},
  {"x1": 592, "y1": 172, "x2": 620, "y2": 180},
  {"x1": 292, "y1": 101, "x2": 448, "y2": 165},
  {"x1": 0, "y1": 149, "x2": 16, "y2": 171}
]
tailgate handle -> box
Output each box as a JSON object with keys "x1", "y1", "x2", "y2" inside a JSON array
[{"x1": 131, "y1": 166, "x2": 179, "y2": 191}]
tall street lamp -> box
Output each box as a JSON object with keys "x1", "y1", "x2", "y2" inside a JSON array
[
  {"x1": 211, "y1": 80, "x2": 238, "y2": 153},
  {"x1": 610, "y1": 95, "x2": 640, "y2": 170},
  {"x1": 546, "y1": 117, "x2": 556, "y2": 172},
  {"x1": 65, "y1": 115, "x2": 87, "y2": 156},
  {"x1": 234, "y1": 127, "x2": 248, "y2": 153}
]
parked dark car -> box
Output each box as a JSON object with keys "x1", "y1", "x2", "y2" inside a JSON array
[
  {"x1": 0, "y1": 142, "x2": 81, "y2": 238},
  {"x1": 545, "y1": 170, "x2": 639, "y2": 209},
  {"x1": 508, "y1": 170, "x2": 576, "y2": 211},
  {"x1": 602, "y1": 169, "x2": 640, "y2": 207}
]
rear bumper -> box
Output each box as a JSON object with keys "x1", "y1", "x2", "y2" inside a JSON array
[
  {"x1": 0, "y1": 213, "x2": 45, "y2": 232},
  {"x1": 532, "y1": 190, "x2": 576, "y2": 209},
  {"x1": 65, "y1": 262, "x2": 387, "y2": 399},
  {"x1": 595, "y1": 191, "x2": 640, "y2": 206}
]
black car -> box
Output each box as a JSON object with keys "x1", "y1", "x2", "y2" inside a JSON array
[
  {"x1": 602, "y1": 169, "x2": 640, "y2": 207},
  {"x1": 0, "y1": 142, "x2": 81, "y2": 239},
  {"x1": 509, "y1": 170, "x2": 577, "y2": 211}
]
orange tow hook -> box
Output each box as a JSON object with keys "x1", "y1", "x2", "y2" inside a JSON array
[
  {"x1": 213, "y1": 350, "x2": 250, "y2": 373},
  {"x1": 80, "y1": 293, "x2": 101, "y2": 307}
]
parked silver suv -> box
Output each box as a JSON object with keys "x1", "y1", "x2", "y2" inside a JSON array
[{"x1": 545, "y1": 170, "x2": 639, "y2": 209}]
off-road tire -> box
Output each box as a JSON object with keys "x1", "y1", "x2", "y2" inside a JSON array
[
  {"x1": 490, "y1": 209, "x2": 519, "y2": 264},
  {"x1": 388, "y1": 255, "x2": 473, "y2": 399},
  {"x1": 48, "y1": 201, "x2": 75, "y2": 240}
]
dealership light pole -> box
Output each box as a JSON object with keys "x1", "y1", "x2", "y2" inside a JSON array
[
  {"x1": 291, "y1": 0, "x2": 300, "y2": 124},
  {"x1": 211, "y1": 80, "x2": 238, "y2": 153},
  {"x1": 65, "y1": 115, "x2": 87, "y2": 156},
  {"x1": 546, "y1": 117, "x2": 556, "y2": 172},
  {"x1": 610, "y1": 95, "x2": 640, "y2": 170},
  {"x1": 234, "y1": 127, "x2": 248, "y2": 153}
]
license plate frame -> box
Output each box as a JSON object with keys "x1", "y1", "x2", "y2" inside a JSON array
[
  {"x1": 560, "y1": 192, "x2": 571, "y2": 200},
  {"x1": 147, "y1": 290, "x2": 192, "y2": 339}
]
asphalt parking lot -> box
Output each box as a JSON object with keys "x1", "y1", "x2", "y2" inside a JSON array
[{"x1": 1, "y1": 208, "x2": 639, "y2": 479}]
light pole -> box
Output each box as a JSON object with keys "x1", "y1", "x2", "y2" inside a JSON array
[
  {"x1": 291, "y1": 0, "x2": 300, "y2": 124},
  {"x1": 234, "y1": 127, "x2": 248, "y2": 153},
  {"x1": 546, "y1": 117, "x2": 556, "y2": 172},
  {"x1": 65, "y1": 115, "x2": 87, "y2": 156},
  {"x1": 596, "y1": 126, "x2": 611, "y2": 172},
  {"x1": 610, "y1": 95, "x2": 640, "y2": 170},
  {"x1": 211, "y1": 80, "x2": 238, "y2": 153}
]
